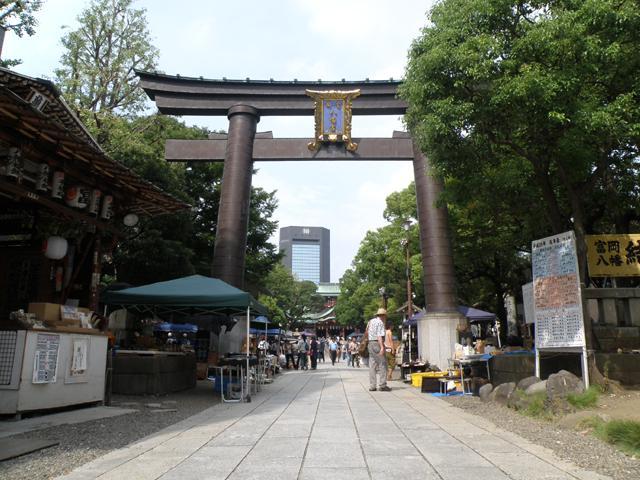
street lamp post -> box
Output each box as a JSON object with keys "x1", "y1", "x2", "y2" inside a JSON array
[
  {"x1": 402, "y1": 220, "x2": 413, "y2": 320},
  {"x1": 378, "y1": 287, "x2": 388, "y2": 309},
  {"x1": 403, "y1": 220, "x2": 413, "y2": 361}
]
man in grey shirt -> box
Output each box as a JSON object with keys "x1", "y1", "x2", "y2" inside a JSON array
[{"x1": 368, "y1": 308, "x2": 391, "y2": 391}]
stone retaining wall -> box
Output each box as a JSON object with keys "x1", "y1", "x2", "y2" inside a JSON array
[{"x1": 488, "y1": 352, "x2": 640, "y2": 386}]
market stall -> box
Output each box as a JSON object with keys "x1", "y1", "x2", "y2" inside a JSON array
[
  {"x1": 0, "y1": 68, "x2": 188, "y2": 415},
  {"x1": 102, "y1": 274, "x2": 268, "y2": 401},
  {"x1": 404, "y1": 306, "x2": 498, "y2": 391}
]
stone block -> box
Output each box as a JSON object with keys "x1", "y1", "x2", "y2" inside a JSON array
[
  {"x1": 524, "y1": 379, "x2": 547, "y2": 396},
  {"x1": 479, "y1": 384, "x2": 493, "y2": 402},
  {"x1": 490, "y1": 382, "x2": 515, "y2": 406},
  {"x1": 546, "y1": 370, "x2": 584, "y2": 400},
  {"x1": 516, "y1": 376, "x2": 540, "y2": 391}
]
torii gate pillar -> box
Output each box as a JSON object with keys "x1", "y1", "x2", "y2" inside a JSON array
[
  {"x1": 211, "y1": 105, "x2": 259, "y2": 288},
  {"x1": 413, "y1": 142, "x2": 464, "y2": 370}
]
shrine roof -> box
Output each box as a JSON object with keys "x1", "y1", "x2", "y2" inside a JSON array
[{"x1": 0, "y1": 68, "x2": 189, "y2": 217}]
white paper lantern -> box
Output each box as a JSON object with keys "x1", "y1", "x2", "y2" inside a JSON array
[
  {"x1": 123, "y1": 213, "x2": 139, "y2": 227},
  {"x1": 44, "y1": 236, "x2": 68, "y2": 260}
]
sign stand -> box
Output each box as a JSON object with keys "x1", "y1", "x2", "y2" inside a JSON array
[{"x1": 532, "y1": 231, "x2": 590, "y2": 389}]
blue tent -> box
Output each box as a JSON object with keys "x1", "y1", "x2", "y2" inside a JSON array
[
  {"x1": 249, "y1": 328, "x2": 283, "y2": 336},
  {"x1": 153, "y1": 322, "x2": 198, "y2": 333},
  {"x1": 404, "y1": 306, "x2": 495, "y2": 327}
]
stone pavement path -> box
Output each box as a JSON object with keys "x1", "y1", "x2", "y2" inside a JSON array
[{"x1": 57, "y1": 362, "x2": 610, "y2": 480}]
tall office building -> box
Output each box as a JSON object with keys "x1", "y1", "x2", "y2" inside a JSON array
[{"x1": 279, "y1": 226, "x2": 330, "y2": 283}]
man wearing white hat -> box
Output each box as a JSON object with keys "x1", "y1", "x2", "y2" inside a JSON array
[{"x1": 367, "y1": 308, "x2": 391, "y2": 391}]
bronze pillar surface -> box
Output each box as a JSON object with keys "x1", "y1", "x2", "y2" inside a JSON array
[
  {"x1": 211, "y1": 105, "x2": 259, "y2": 288},
  {"x1": 412, "y1": 141, "x2": 458, "y2": 313}
]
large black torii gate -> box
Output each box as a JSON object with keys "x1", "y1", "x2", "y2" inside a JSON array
[{"x1": 137, "y1": 71, "x2": 463, "y2": 369}]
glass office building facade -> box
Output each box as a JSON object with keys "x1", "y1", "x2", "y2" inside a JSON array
[
  {"x1": 291, "y1": 243, "x2": 321, "y2": 283},
  {"x1": 279, "y1": 226, "x2": 330, "y2": 283}
]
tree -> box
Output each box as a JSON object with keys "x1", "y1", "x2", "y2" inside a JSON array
[
  {"x1": 52, "y1": 1, "x2": 282, "y2": 289},
  {"x1": 99, "y1": 114, "x2": 281, "y2": 288},
  {"x1": 335, "y1": 187, "x2": 422, "y2": 328},
  {"x1": 0, "y1": 0, "x2": 43, "y2": 67},
  {"x1": 258, "y1": 264, "x2": 323, "y2": 327},
  {"x1": 402, "y1": 0, "x2": 640, "y2": 282},
  {"x1": 55, "y1": 0, "x2": 158, "y2": 133}
]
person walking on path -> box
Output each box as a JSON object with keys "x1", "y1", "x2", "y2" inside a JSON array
[
  {"x1": 297, "y1": 334, "x2": 309, "y2": 370},
  {"x1": 310, "y1": 336, "x2": 318, "y2": 369},
  {"x1": 318, "y1": 337, "x2": 326, "y2": 363},
  {"x1": 348, "y1": 338, "x2": 356, "y2": 367},
  {"x1": 384, "y1": 320, "x2": 396, "y2": 381},
  {"x1": 368, "y1": 308, "x2": 390, "y2": 391},
  {"x1": 285, "y1": 341, "x2": 294, "y2": 369},
  {"x1": 329, "y1": 337, "x2": 338, "y2": 365}
]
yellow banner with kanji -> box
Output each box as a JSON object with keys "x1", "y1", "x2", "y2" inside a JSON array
[{"x1": 586, "y1": 234, "x2": 640, "y2": 277}]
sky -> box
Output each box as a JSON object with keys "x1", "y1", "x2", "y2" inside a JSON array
[{"x1": 3, "y1": 0, "x2": 437, "y2": 282}]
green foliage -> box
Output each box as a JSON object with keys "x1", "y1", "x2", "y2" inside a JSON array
[
  {"x1": 51, "y1": 1, "x2": 281, "y2": 290},
  {"x1": 97, "y1": 114, "x2": 280, "y2": 288},
  {"x1": 522, "y1": 391, "x2": 552, "y2": 419},
  {"x1": 336, "y1": 184, "x2": 420, "y2": 328},
  {"x1": 567, "y1": 386, "x2": 600, "y2": 410},
  {"x1": 258, "y1": 264, "x2": 323, "y2": 327},
  {"x1": 55, "y1": 0, "x2": 158, "y2": 121},
  {"x1": 402, "y1": 0, "x2": 640, "y2": 281},
  {"x1": 0, "y1": 0, "x2": 43, "y2": 67},
  {"x1": 585, "y1": 417, "x2": 640, "y2": 456}
]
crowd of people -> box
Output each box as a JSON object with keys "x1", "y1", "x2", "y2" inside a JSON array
[
  {"x1": 253, "y1": 308, "x2": 397, "y2": 389},
  {"x1": 271, "y1": 334, "x2": 366, "y2": 370}
]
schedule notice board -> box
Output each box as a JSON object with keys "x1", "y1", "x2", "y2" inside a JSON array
[{"x1": 532, "y1": 231, "x2": 586, "y2": 349}]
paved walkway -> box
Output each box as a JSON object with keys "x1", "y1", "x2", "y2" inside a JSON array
[{"x1": 58, "y1": 363, "x2": 609, "y2": 480}]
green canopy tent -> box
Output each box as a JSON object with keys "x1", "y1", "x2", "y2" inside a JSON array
[
  {"x1": 101, "y1": 274, "x2": 267, "y2": 317},
  {"x1": 102, "y1": 275, "x2": 267, "y2": 400}
]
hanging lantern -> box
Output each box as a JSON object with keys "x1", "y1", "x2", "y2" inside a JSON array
[
  {"x1": 51, "y1": 171, "x2": 65, "y2": 199},
  {"x1": 35, "y1": 163, "x2": 50, "y2": 192},
  {"x1": 88, "y1": 189, "x2": 102, "y2": 215},
  {"x1": 44, "y1": 236, "x2": 68, "y2": 260},
  {"x1": 123, "y1": 213, "x2": 139, "y2": 227},
  {"x1": 78, "y1": 186, "x2": 90, "y2": 209},
  {"x1": 100, "y1": 195, "x2": 114, "y2": 220},
  {"x1": 5, "y1": 147, "x2": 22, "y2": 179}
]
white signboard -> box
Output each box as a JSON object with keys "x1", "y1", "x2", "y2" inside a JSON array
[
  {"x1": 532, "y1": 231, "x2": 585, "y2": 349},
  {"x1": 522, "y1": 282, "x2": 534, "y2": 324},
  {"x1": 70, "y1": 338, "x2": 89, "y2": 376},
  {"x1": 32, "y1": 333, "x2": 60, "y2": 383}
]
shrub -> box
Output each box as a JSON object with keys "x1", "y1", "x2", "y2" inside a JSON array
[
  {"x1": 567, "y1": 386, "x2": 600, "y2": 409},
  {"x1": 581, "y1": 417, "x2": 640, "y2": 456},
  {"x1": 523, "y1": 392, "x2": 552, "y2": 419}
]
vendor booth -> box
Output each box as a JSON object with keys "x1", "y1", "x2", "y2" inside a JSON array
[
  {"x1": 102, "y1": 275, "x2": 268, "y2": 401},
  {"x1": 0, "y1": 68, "x2": 188, "y2": 415},
  {"x1": 403, "y1": 306, "x2": 498, "y2": 388}
]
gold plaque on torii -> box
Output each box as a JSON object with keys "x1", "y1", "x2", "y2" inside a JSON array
[{"x1": 306, "y1": 89, "x2": 360, "y2": 152}]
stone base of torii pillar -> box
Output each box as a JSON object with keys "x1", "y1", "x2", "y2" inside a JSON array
[{"x1": 418, "y1": 312, "x2": 465, "y2": 371}]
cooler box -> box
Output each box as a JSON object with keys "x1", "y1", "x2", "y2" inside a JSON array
[{"x1": 411, "y1": 371, "x2": 449, "y2": 388}]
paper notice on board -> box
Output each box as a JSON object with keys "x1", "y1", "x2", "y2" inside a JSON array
[
  {"x1": 71, "y1": 338, "x2": 88, "y2": 375},
  {"x1": 33, "y1": 333, "x2": 60, "y2": 383},
  {"x1": 522, "y1": 282, "x2": 534, "y2": 324},
  {"x1": 532, "y1": 231, "x2": 586, "y2": 349}
]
